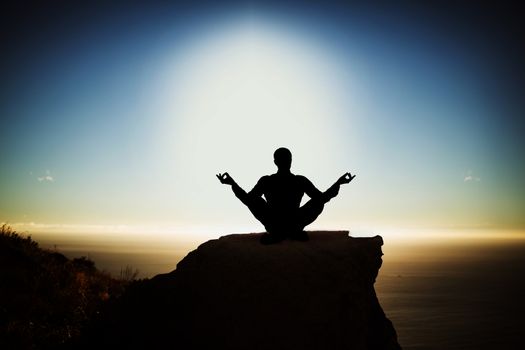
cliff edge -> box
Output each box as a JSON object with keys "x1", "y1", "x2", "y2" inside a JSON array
[{"x1": 83, "y1": 231, "x2": 401, "y2": 349}]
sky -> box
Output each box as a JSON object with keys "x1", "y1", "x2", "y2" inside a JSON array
[{"x1": 1, "y1": 1, "x2": 524, "y2": 238}]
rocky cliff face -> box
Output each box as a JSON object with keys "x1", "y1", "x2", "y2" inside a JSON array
[{"x1": 83, "y1": 231, "x2": 401, "y2": 349}]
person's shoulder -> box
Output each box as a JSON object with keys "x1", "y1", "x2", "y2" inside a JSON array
[
  {"x1": 294, "y1": 174, "x2": 311, "y2": 182},
  {"x1": 258, "y1": 175, "x2": 271, "y2": 183},
  {"x1": 293, "y1": 174, "x2": 312, "y2": 185}
]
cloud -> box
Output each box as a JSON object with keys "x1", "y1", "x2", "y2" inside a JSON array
[
  {"x1": 464, "y1": 170, "x2": 480, "y2": 182},
  {"x1": 37, "y1": 175, "x2": 54, "y2": 182},
  {"x1": 37, "y1": 170, "x2": 54, "y2": 182}
]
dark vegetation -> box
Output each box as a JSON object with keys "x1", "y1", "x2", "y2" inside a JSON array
[{"x1": 0, "y1": 225, "x2": 140, "y2": 349}]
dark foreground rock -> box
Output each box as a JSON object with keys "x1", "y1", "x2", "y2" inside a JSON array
[{"x1": 79, "y1": 231, "x2": 401, "y2": 349}]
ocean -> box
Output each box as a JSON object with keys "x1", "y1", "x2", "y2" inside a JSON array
[
  {"x1": 33, "y1": 232, "x2": 525, "y2": 349},
  {"x1": 378, "y1": 240, "x2": 525, "y2": 349}
]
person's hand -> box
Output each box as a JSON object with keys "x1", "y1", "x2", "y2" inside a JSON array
[
  {"x1": 337, "y1": 172, "x2": 356, "y2": 185},
  {"x1": 216, "y1": 172, "x2": 235, "y2": 186}
]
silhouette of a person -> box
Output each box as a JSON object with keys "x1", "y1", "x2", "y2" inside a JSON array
[{"x1": 217, "y1": 147, "x2": 355, "y2": 244}]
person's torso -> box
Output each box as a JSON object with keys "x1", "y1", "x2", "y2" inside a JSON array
[{"x1": 262, "y1": 173, "x2": 306, "y2": 212}]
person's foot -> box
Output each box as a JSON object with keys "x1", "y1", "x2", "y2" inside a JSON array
[
  {"x1": 260, "y1": 233, "x2": 285, "y2": 245},
  {"x1": 290, "y1": 230, "x2": 309, "y2": 242}
]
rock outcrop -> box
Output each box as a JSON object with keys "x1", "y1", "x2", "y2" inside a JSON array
[{"x1": 83, "y1": 231, "x2": 401, "y2": 349}]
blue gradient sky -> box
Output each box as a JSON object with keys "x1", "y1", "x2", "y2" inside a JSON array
[{"x1": 1, "y1": 1, "x2": 524, "y2": 236}]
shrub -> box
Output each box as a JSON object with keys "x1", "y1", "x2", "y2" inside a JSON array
[{"x1": 0, "y1": 225, "x2": 132, "y2": 349}]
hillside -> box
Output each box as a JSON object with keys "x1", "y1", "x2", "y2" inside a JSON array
[{"x1": 82, "y1": 231, "x2": 401, "y2": 349}]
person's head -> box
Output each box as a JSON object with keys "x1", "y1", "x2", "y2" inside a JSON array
[{"x1": 273, "y1": 147, "x2": 292, "y2": 171}]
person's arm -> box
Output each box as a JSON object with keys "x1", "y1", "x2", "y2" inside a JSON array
[
  {"x1": 322, "y1": 172, "x2": 356, "y2": 203},
  {"x1": 216, "y1": 173, "x2": 265, "y2": 205},
  {"x1": 248, "y1": 177, "x2": 265, "y2": 197},
  {"x1": 303, "y1": 177, "x2": 323, "y2": 200},
  {"x1": 217, "y1": 172, "x2": 246, "y2": 200}
]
